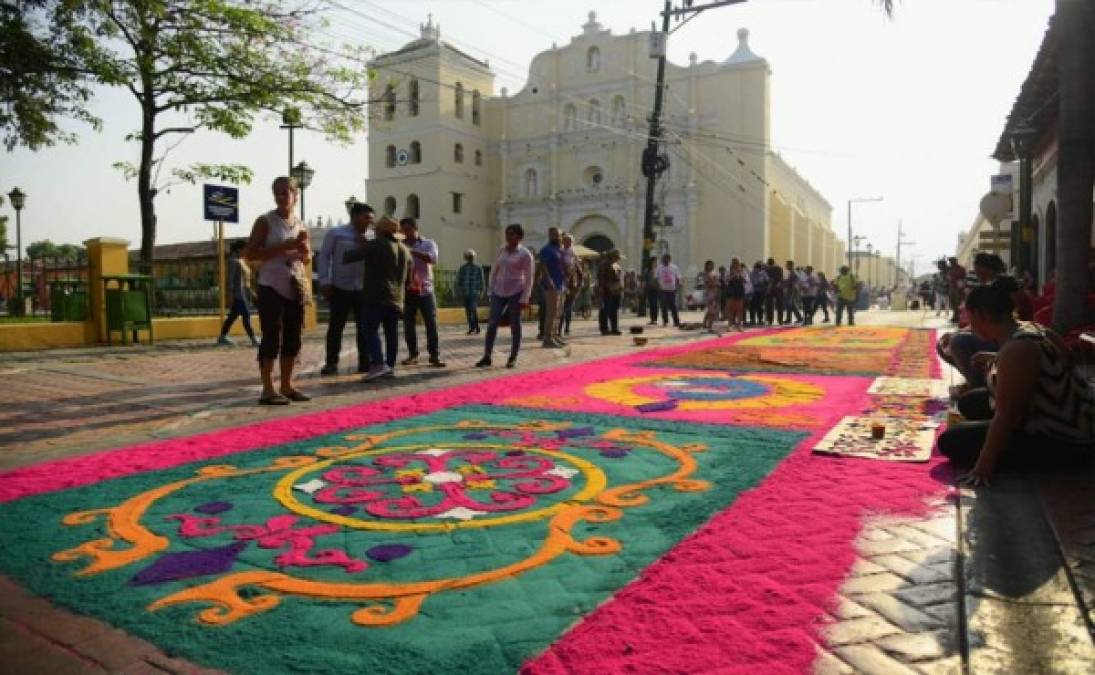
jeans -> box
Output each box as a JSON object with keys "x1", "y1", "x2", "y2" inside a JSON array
[
  {"x1": 815, "y1": 293, "x2": 831, "y2": 320},
  {"x1": 646, "y1": 288, "x2": 659, "y2": 322},
  {"x1": 835, "y1": 296, "x2": 855, "y2": 326},
  {"x1": 463, "y1": 293, "x2": 480, "y2": 332},
  {"x1": 748, "y1": 293, "x2": 764, "y2": 324},
  {"x1": 484, "y1": 293, "x2": 523, "y2": 361},
  {"x1": 937, "y1": 331, "x2": 997, "y2": 387},
  {"x1": 363, "y1": 303, "x2": 401, "y2": 368},
  {"x1": 325, "y1": 287, "x2": 368, "y2": 370},
  {"x1": 560, "y1": 291, "x2": 575, "y2": 334},
  {"x1": 404, "y1": 292, "x2": 440, "y2": 359},
  {"x1": 659, "y1": 290, "x2": 680, "y2": 326},
  {"x1": 765, "y1": 293, "x2": 783, "y2": 325},
  {"x1": 599, "y1": 293, "x2": 621, "y2": 333},
  {"x1": 220, "y1": 296, "x2": 256, "y2": 340},
  {"x1": 802, "y1": 296, "x2": 816, "y2": 325},
  {"x1": 781, "y1": 291, "x2": 803, "y2": 324}
]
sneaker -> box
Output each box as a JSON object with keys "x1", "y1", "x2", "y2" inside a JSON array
[
  {"x1": 356, "y1": 364, "x2": 370, "y2": 374},
  {"x1": 363, "y1": 364, "x2": 392, "y2": 381},
  {"x1": 475, "y1": 357, "x2": 492, "y2": 368},
  {"x1": 250, "y1": 336, "x2": 261, "y2": 347},
  {"x1": 542, "y1": 340, "x2": 564, "y2": 349},
  {"x1": 382, "y1": 369, "x2": 396, "y2": 379},
  {"x1": 217, "y1": 336, "x2": 234, "y2": 346},
  {"x1": 319, "y1": 364, "x2": 338, "y2": 376},
  {"x1": 401, "y1": 355, "x2": 419, "y2": 366},
  {"x1": 506, "y1": 356, "x2": 517, "y2": 368},
  {"x1": 428, "y1": 357, "x2": 447, "y2": 368}
]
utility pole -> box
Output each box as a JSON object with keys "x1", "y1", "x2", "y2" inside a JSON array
[
  {"x1": 641, "y1": 0, "x2": 747, "y2": 279},
  {"x1": 846, "y1": 196, "x2": 883, "y2": 268},
  {"x1": 895, "y1": 220, "x2": 915, "y2": 287}
]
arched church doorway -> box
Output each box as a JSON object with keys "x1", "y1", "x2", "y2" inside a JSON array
[{"x1": 582, "y1": 234, "x2": 615, "y2": 253}]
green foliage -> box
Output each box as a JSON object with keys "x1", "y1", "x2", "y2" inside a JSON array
[
  {"x1": 0, "y1": 2, "x2": 100, "y2": 150},
  {"x1": 17, "y1": 0, "x2": 371, "y2": 262},
  {"x1": 24, "y1": 240, "x2": 85, "y2": 259}
]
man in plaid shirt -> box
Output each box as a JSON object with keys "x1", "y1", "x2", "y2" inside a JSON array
[{"x1": 457, "y1": 249, "x2": 485, "y2": 334}]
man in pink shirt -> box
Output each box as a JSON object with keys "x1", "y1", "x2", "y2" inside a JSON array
[{"x1": 477, "y1": 224, "x2": 535, "y2": 369}]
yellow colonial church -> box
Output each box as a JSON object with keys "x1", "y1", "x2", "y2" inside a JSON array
[{"x1": 366, "y1": 12, "x2": 842, "y2": 277}]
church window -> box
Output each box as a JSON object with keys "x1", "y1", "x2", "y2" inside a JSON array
[
  {"x1": 455, "y1": 82, "x2": 464, "y2": 119},
  {"x1": 563, "y1": 104, "x2": 577, "y2": 131},
  {"x1": 612, "y1": 96, "x2": 627, "y2": 126},
  {"x1": 406, "y1": 194, "x2": 420, "y2": 219},
  {"x1": 409, "y1": 79, "x2": 420, "y2": 116},
  {"x1": 475, "y1": 149, "x2": 483, "y2": 166},
  {"x1": 454, "y1": 143, "x2": 464, "y2": 163},
  {"x1": 385, "y1": 145, "x2": 397, "y2": 168},
  {"x1": 383, "y1": 84, "x2": 396, "y2": 121},
  {"x1": 587, "y1": 46, "x2": 601, "y2": 72},
  {"x1": 410, "y1": 141, "x2": 422, "y2": 164},
  {"x1": 472, "y1": 90, "x2": 481, "y2": 125},
  {"x1": 524, "y1": 169, "x2": 539, "y2": 197},
  {"x1": 452, "y1": 192, "x2": 464, "y2": 214},
  {"x1": 588, "y1": 99, "x2": 602, "y2": 127},
  {"x1": 383, "y1": 196, "x2": 397, "y2": 216}
]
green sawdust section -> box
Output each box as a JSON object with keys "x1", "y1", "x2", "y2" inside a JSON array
[{"x1": 0, "y1": 406, "x2": 804, "y2": 674}]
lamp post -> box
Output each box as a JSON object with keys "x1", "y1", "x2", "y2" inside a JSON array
[
  {"x1": 290, "y1": 161, "x2": 315, "y2": 223},
  {"x1": 847, "y1": 196, "x2": 883, "y2": 268},
  {"x1": 852, "y1": 235, "x2": 867, "y2": 274},
  {"x1": 7, "y1": 187, "x2": 25, "y2": 308},
  {"x1": 280, "y1": 107, "x2": 303, "y2": 175},
  {"x1": 895, "y1": 219, "x2": 915, "y2": 287}
]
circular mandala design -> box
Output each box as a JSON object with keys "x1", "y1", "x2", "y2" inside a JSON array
[
  {"x1": 274, "y1": 444, "x2": 605, "y2": 532},
  {"x1": 585, "y1": 373, "x2": 824, "y2": 411}
]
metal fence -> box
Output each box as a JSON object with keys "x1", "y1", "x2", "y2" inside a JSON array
[
  {"x1": 432, "y1": 267, "x2": 490, "y2": 308},
  {"x1": 147, "y1": 259, "x2": 221, "y2": 317},
  {"x1": 0, "y1": 256, "x2": 90, "y2": 320}
]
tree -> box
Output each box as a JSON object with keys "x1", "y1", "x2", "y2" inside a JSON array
[
  {"x1": 27, "y1": 1, "x2": 369, "y2": 266},
  {"x1": 0, "y1": 1, "x2": 99, "y2": 150}
]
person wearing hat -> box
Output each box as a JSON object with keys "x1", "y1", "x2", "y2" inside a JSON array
[
  {"x1": 217, "y1": 239, "x2": 260, "y2": 347},
  {"x1": 316, "y1": 202, "x2": 373, "y2": 375},
  {"x1": 346, "y1": 215, "x2": 412, "y2": 381},
  {"x1": 456, "y1": 249, "x2": 485, "y2": 334},
  {"x1": 598, "y1": 249, "x2": 624, "y2": 335}
]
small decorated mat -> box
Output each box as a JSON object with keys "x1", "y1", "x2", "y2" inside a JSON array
[{"x1": 812, "y1": 415, "x2": 939, "y2": 462}]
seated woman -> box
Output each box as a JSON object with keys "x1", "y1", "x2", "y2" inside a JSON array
[{"x1": 937, "y1": 284, "x2": 1095, "y2": 486}]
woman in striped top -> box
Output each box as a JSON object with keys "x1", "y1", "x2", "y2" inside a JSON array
[{"x1": 938, "y1": 283, "x2": 1094, "y2": 486}]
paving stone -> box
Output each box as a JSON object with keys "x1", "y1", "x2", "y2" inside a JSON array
[
  {"x1": 849, "y1": 592, "x2": 944, "y2": 633},
  {"x1": 870, "y1": 554, "x2": 951, "y2": 585},
  {"x1": 72, "y1": 628, "x2": 159, "y2": 672},
  {"x1": 832, "y1": 597, "x2": 873, "y2": 620},
  {"x1": 913, "y1": 655, "x2": 963, "y2": 674},
  {"x1": 832, "y1": 644, "x2": 920, "y2": 675},
  {"x1": 849, "y1": 559, "x2": 888, "y2": 576},
  {"x1": 823, "y1": 615, "x2": 902, "y2": 646},
  {"x1": 0, "y1": 623, "x2": 103, "y2": 674},
  {"x1": 857, "y1": 537, "x2": 924, "y2": 557},
  {"x1": 145, "y1": 652, "x2": 229, "y2": 674},
  {"x1": 840, "y1": 571, "x2": 908, "y2": 595},
  {"x1": 893, "y1": 582, "x2": 958, "y2": 609},
  {"x1": 812, "y1": 645, "x2": 855, "y2": 674},
  {"x1": 967, "y1": 595, "x2": 1095, "y2": 672},
  {"x1": 874, "y1": 631, "x2": 949, "y2": 661}
]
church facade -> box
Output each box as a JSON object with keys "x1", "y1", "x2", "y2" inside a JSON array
[{"x1": 366, "y1": 13, "x2": 842, "y2": 277}]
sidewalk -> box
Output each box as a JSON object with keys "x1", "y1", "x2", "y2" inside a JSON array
[{"x1": 1, "y1": 308, "x2": 1091, "y2": 674}]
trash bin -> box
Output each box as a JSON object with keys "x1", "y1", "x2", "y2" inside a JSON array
[
  {"x1": 49, "y1": 280, "x2": 89, "y2": 322},
  {"x1": 103, "y1": 274, "x2": 154, "y2": 345}
]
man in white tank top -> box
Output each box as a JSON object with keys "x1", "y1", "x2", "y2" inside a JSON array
[{"x1": 243, "y1": 176, "x2": 311, "y2": 405}]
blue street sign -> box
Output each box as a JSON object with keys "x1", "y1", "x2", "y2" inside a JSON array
[{"x1": 203, "y1": 184, "x2": 239, "y2": 223}]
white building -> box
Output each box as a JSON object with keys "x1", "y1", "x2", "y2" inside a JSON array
[{"x1": 366, "y1": 13, "x2": 840, "y2": 276}]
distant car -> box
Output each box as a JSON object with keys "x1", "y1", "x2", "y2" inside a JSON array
[{"x1": 685, "y1": 285, "x2": 704, "y2": 310}]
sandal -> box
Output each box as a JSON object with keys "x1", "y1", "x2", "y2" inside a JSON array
[
  {"x1": 258, "y1": 394, "x2": 291, "y2": 406},
  {"x1": 281, "y1": 390, "x2": 311, "y2": 402}
]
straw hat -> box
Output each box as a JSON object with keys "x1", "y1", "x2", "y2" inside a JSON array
[{"x1": 375, "y1": 215, "x2": 404, "y2": 239}]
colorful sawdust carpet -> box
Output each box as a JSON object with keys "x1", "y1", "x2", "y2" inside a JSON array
[{"x1": 0, "y1": 325, "x2": 952, "y2": 673}]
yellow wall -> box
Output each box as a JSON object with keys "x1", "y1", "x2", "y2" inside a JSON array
[{"x1": 0, "y1": 321, "x2": 97, "y2": 351}]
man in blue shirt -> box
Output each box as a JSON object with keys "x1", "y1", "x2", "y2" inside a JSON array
[
  {"x1": 538, "y1": 227, "x2": 566, "y2": 348},
  {"x1": 316, "y1": 202, "x2": 373, "y2": 375}
]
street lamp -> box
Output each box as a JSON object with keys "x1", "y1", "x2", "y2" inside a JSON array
[
  {"x1": 1009, "y1": 124, "x2": 1038, "y2": 275},
  {"x1": 847, "y1": 196, "x2": 883, "y2": 268},
  {"x1": 344, "y1": 195, "x2": 358, "y2": 218},
  {"x1": 852, "y1": 235, "x2": 868, "y2": 273},
  {"x1": 280, "y1": 107, "x2": 303, "y2": 176},
  {"x1": 290, "y1": 161, "x2": 315, "y2": 223},
  {"x1": 7, "y1": 187, "x2": 25, "y2": 309}
]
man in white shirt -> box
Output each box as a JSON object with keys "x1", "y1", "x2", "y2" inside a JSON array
[
  {"x1": 317, "y1": 202, "x2": 372, "y2": 375},
  {"x1": 400, "y1": 218, "x2": 445, "y2": 368},
  {"x1": 655, "y1": 253, "x2": 681, "y2": 327}
]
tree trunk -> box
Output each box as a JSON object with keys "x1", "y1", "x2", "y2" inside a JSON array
[
  {"x1": 138, "y1": 91, "x2": 156, "y2": 271},
  {"x1": 1052, "y1": 0, "x2": 1094, "y2": 335}
]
